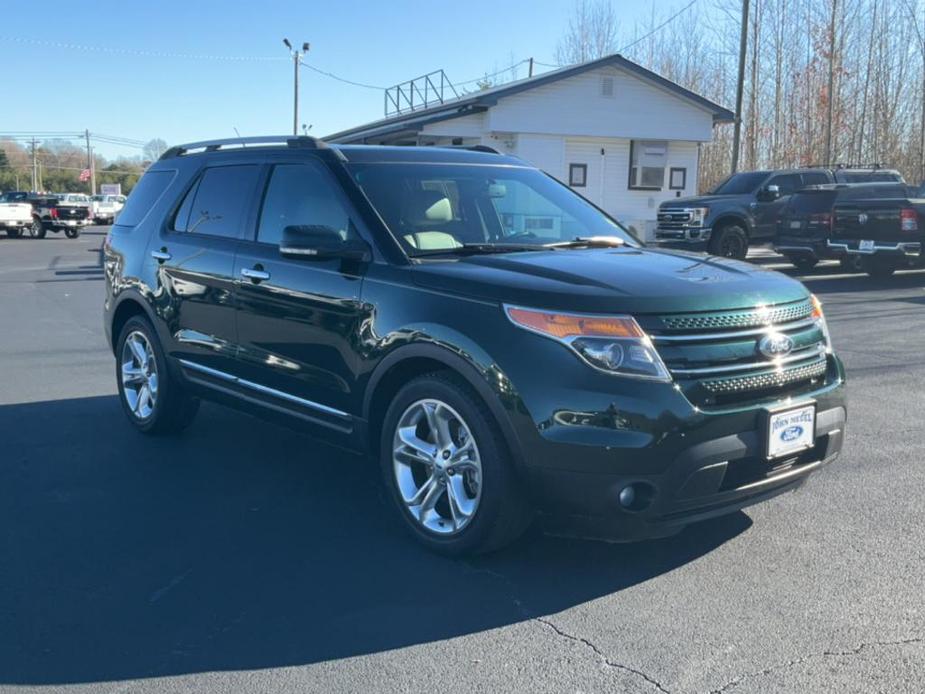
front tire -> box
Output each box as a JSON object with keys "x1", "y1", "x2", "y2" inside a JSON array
[
  {"x1": 840, "y1": 255, "x2": 863, "y2": 273},
  {"x1": 709, "y1": 224, "x2": 749, "y2": 260},
  {"x1": 64, "y1": 228, "x2": 80, "y2": 239},
  {"x1": 116, "y1": 316, "x2": 200, "y2": 434},
  {"x1": 380, "y1": 372, "x2": 532, "y2": 555}
]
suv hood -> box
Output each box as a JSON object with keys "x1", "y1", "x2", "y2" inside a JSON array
[
  {"x1": 412, "y1": 247, "x2": 807, "y2": 314},
  {"x1": 660, "y1": 194, "x2": 752, "y2": 208}
]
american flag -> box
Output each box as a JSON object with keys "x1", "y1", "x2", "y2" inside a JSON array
[{"x1": 79, "y1": 168, "x2": 91, "y2": 182}]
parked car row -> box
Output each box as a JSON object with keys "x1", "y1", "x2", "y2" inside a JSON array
[
  {"x1": 654, "y1": 165, "x2": 906, "y2": 260},
  {"x1": 0, "y1": 191, "x2": 124, "y2": 239}
]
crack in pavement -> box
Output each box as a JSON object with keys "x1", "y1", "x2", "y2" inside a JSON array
[
  {"x1": 535, "y1": 616, "x2": 672, "y2": 694},
  {"x1": 461, "y1": 562, "x2": 671, "y2": 693},
  {"x1": 708, "y1": 636, "x2": 924, "y2": 693}
]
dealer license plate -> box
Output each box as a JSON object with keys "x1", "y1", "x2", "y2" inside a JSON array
[
  {"x1": 767, "y1": 405, "x2": 815, "y2": 459},
  {"x1": 789, "y1": 221, "x2": 802, "y2": 229},
  {"x1": 859, "y1": 239, "x2": 875, "y2": 252}
]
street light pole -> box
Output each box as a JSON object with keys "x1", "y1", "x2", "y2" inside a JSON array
[{"x1": 283, "y1": 39, "x2": 310, "y2": 136}]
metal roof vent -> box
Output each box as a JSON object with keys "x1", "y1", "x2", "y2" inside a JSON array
[{"x1": 600, "y1": 76, "x2": 615, "y2": 98}]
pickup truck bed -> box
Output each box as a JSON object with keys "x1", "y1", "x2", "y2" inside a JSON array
[{"x1": 0, "y1": 202, "x2": 35, "y2": 237}]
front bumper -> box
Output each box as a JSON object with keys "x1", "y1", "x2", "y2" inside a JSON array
[{"x1": 653, "y1": 226, "x2": 711, "y2": 252}]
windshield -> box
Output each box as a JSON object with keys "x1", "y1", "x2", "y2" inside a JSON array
[
  {"x1": 711, "y1": 172, "x2": 769, "y2": 195},
  {"x1": 349, "y1": 163, "x2": 638, "y2": 256}
]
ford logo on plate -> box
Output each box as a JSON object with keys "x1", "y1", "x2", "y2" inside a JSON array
[
  {"x1": 758, "y1": 332, "x2": 794, "y2": 359},
  {"x1": 781, "y1": 425, "x2": 804, "y2": 442}
]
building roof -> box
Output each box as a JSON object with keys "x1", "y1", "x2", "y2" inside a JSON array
[{"x1": 325, "y1": 54, "x2": 735, "y2": 144}]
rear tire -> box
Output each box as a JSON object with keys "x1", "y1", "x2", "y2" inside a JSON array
[
  {"x1": 862, "y1": 256, "x2": 897, "y2": 279},
  {"x1": 64, "y1": 228, "x2": 80, "y2": 239},
  {"x1": 840, "y1": 256, "x2": 863, "y2": 273},
  {"x1": 116, "y1": 316, "x2": 200, "y2": 435},
  {"x1": 786, "y1": 254, "x2": 818, "y2": 272},
  {"x1": 30, "y1": 218, "x2": 46, "y2": 239},
  {"x1": 380, "y1": 371, "x2": 532, "y2": 555},
  {"x1": 709, "y1": 224, "x2": 749, "y2": 260}
]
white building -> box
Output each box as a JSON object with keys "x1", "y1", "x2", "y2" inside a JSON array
[{"x1": 326, "y1": 54, "x2": 733, "y2": 241}]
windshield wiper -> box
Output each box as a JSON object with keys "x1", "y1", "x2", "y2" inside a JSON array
[
  {"x1": 411, "y1": 243, "x2": 542, "y2": 257},
  {"x1": 544, "y1": 236, "x2": 626, "y2": 249}
]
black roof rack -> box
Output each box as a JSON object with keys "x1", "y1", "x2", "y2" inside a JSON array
[{"x1": 159, "y1": 135, "x2": 331, "y2": 160}]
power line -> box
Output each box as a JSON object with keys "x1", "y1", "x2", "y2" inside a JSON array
[
  {"x1": 299, "y1": 61, "x2": 385, "y2": 90},
  {"x1": 453, "y1": 59, "x2": 532, "y2": 87},
  {"x1": 0, "y1": 36, "x2": 288, "y2": 61},
  {"x1": 619, "y1": 0, "x2": 700, "y2": 53}
]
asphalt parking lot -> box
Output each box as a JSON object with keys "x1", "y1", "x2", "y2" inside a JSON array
[{"x1": 1, "y1": 228, "x2": 923, "y2": 694}]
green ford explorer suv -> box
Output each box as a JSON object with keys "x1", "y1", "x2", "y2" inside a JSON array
[{"x1": 102, "y1": 136, "x2": 846, "y2": 555}]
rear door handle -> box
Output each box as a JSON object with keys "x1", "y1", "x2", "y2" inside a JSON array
[
  {"x1": 151, "y1": 249, "x2": 171, "y2": 262},
  {"x1": 241, "y1": 267, "x2": 270, "y2": 282}
]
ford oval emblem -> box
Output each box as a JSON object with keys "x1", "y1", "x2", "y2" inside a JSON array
[
  {"x1": 758, "y1": 333, "x2": 794, "y2": 359},
  {"x1": 781, "y1": 425, "x2": 804, "y2": 442}
]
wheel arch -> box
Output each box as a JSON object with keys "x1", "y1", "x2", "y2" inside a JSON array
[
  {"x1": 712, "y1": 213, "x2": 751, "y2": 237},
  {"x1": 109, "y1": 293, "x2": 160, "y2": 356},
  {"x1": 363, "y1": 344, "x2": 527, "y2": 474}
]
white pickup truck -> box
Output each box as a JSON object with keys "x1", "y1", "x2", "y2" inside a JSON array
[
  {"x1": 90, "y1": 194, "x2": 124, "y2": 224},
  {"x1": 0, "y1": 193, "x2": 35, "y2": 238}
]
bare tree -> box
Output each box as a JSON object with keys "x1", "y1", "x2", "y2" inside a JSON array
[
  {"x1": 143, "y1": 138, "x2": 168, "y2": 161},
  {"x1": 555, "y1": 0, "x2": 620, "y2": 65}
]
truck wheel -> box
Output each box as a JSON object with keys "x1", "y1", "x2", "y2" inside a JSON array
[
  {"x1": 116, "y1": 316, "x2": 200, "y2": 434},
  {"x1": 863, "y1": 257, "x2": 897, "y2": 279},
  {"x1": 840, "y1": 256, "x2": 863, "y2": 273},
  {"x1": 709, "y1": 224, "x2": 748, "y2": 260},
  {"x1": 786, "y1": 254, "x2": 818, "y2": 272},
  {"x1": 6, "y1": 228, "x2": 23, "y2": 238},
  {"x1": 64, "y1": 228, "x2": 80, "y2": 239},
  {"x1": 30, "y1": 219, "x2": 46, "y2": 239},
  {"x1": 380, "y1": 371, "x2": 532, "y2": 555}
]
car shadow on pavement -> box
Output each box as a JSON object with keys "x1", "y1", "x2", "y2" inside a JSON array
[{"x1": 0, "y1": 394, "x2": 751, "y2": 686}]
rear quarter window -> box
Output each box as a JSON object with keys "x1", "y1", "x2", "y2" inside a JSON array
[{"x1": 115, "y1": 170, "x2": 176, "y2": 227}]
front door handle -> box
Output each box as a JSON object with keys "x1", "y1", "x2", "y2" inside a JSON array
[
  {"x1": 151, "y1": 249, "x2": 171, "y2": 262},
  {"x1": 241, "y1": 267, "x2": 270, "y2": 282}
]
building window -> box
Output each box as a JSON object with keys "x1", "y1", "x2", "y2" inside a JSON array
[
  {"x1": 629, "y1": 140, "x2": 667, "y2": 190},
  {"x1": 569, "y1": 163, "x2": 587, "y2": 188},
  {"x1": 669, "y1": 167, "x2": 687, "y2": 190}
]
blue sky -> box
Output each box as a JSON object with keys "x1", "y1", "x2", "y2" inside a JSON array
[{"x1": 3, "y1": 0, "x2": 682, "y2": 160}]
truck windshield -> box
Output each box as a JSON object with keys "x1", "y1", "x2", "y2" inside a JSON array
[
  {"x1": 711, "y1": 172, "x2": 769, "y2": 195},
  {"x1": 350, "y1": 163, "x2": 638, "y2": 256}
]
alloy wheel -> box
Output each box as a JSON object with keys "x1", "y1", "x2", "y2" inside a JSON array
[
  {"x1": 120, "y1": 330, "x2": 159, "y2": 419},
  {"x1": 392, "y1": 398, "x2": 483, "y2": 535}
]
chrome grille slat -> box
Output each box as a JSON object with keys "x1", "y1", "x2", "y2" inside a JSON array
[
  {"x1": 651, "y1": 316, "x2": 817, "y2": 343},
  {"x1": 669, "y1": 344, "x2": 826, "y2": 376},
  {"x1": 701, "y1": 359, "x2": 828, "y2": 394},
  {"x1": 657, "y1": 299, "x2": 812, "y2": 332}
]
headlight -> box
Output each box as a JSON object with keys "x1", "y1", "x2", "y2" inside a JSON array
[
  {"x1": 504, "y1": 306, "x2": 672, "y2": 382},
  {"x1": 810, "y1": 294, "x2": 833, "y2": 350},
  {"x1": 687, "y1": 207, "x2": 709, "y2": 225}
]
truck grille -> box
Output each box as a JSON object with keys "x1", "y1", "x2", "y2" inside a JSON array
[
  {"x1": 641, "y1": 299, "x2": 830, "y2": 407},
  {"x1": 657, "y1": 209, "x2": 693, "y2": 231}
]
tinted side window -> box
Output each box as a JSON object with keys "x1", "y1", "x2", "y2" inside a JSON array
[
  {"x1": 172, "y1": 178, "x2": 200, "y2": 232},
  {"x1": 767, "y1": 174, "x2": 802, "y2": 196},
  {"x1": 116, "y1": 170, "x2": 175, "y2": 227},
  {"x1": 181, "y1": 165, "x2": 260, "y2": 238},
  {"x1": 801, "y1": 172, "x2": 830, "y2": 186},
  {"x1": 257, "y1": 163, "x2": 355, "y2": 246}
]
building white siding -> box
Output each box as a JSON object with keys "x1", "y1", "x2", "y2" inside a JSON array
[
  {"x1": 486, "y1": 66, "x2": 715, "y2": 142},
  {"x1": 420, "y1": 111, "x2": 486, "y2": 138}
]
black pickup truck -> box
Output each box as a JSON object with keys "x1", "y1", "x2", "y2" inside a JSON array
[
  {"x1": 774, "y1": 183, "x2": 914, "y2": 271},
  {"x1": 828, "y1": 191, "x2": 925, "y2": 277},
  {"x1": 32, "y1": 195, "x2": 90, "y2": 238},
  {"x1": 655, "y1": 166, "x2": 904, "y2": 259}
]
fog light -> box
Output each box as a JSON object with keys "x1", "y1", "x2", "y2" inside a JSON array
[{"x1": 618, "y1": 485, "x2": 636, "y2": 508}]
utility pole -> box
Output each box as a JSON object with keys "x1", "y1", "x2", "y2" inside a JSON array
[
  {"x1": 824, "y1": 0, "x2": 837, "y2": 166},
  {"x1": 731, "y1": 0, "x2": 750, "y2": 174},
  {"x1": 30, "y1": 138, "x2": 37, "y2": 192},
  {"x1": 84, "y1": 129, "x2": 96, "y2": 195},
  {"x1": 528, "y1": 57, "x2": 534, "y2": 78},
  {"x1": 283, "y1": 39, "x2": 310, "y2": 136}
]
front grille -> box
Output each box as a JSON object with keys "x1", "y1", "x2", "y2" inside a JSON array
[
  {"x1": 657, "y1": 299, "x2": 813, "y2": 331},
  {"x1": 643, "y1": 299, "x2": 829, "y2": 407},
  {"x1": 657, "y1": 208, "x2": 693, "y2": 231}
]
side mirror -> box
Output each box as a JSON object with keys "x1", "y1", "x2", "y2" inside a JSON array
[
  {"x1": 759, "y1": 184, "x2": 781, "y2": 201},
  {"x1": 279, "y1": 225, "x2": 371, "y2": 262}
]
